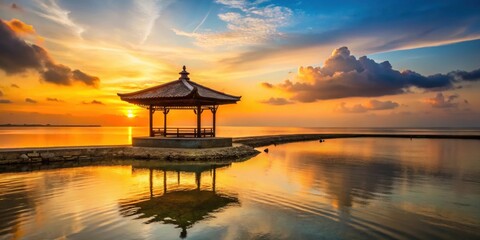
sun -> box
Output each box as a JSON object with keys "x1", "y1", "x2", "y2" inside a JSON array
[{"x1": 126, "y1": 110, "x2": 135, "y2": 118}]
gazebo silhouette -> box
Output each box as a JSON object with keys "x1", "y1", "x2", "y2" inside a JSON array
[{"x1": 118, "y1": 66, "x2": 241, "y2": 138}]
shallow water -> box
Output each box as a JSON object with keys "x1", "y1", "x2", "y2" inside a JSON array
[
  {"x1": 1, "y1": 138, "x2": 479, "y2": 239},
  {"x1": 1, "y1": 126, "x2": 479, "y2": 148}
]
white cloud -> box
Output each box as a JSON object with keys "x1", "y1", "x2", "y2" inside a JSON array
[
  {"x1": 215, "y1": 0, "x2": 248, "y2": 11},
  {"x1": 173, "y1": 1, "x2": 292, "y2": 47},
  {"x1": 193, "y1": 8, "x2": 212, "y2": 33},
  {"x1": 33, "y1": 0, "x2": 84, "y2": 37},
  {"x1": 134, "y1": 0, "x2": 161, "y2": 44}
]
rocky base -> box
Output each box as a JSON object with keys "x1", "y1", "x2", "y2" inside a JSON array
[
  {"x1": 120, "y1": 144, "x2": 259, "y2": 161},
  {"x1": 0, "y1": 144, "x2": 260, "y2": 165}
]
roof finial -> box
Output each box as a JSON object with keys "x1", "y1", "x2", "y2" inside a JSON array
[{"x1": 179, "y1": 65, "x2": 190, "y2": 80}]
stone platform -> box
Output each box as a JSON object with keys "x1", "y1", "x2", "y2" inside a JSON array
[
  {"x1": 0, "y1": 144, "x2": 259, "y2": 166},
  {"x1": 132, "y1": 137, "x2": 232, "y2": 148}
]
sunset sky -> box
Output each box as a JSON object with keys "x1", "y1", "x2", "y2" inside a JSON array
[{"x1": 0, "y1": 0, "x2": 479, "y2": 127}]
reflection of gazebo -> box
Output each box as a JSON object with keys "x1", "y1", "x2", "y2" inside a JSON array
[
  {"x1": 117, "y1": 66, "x2": 240, "y2": 138},
  {"x1": 119, "y1": 164, "x2": 238, "y2": 239},
  {"x1": 132, "y1": 162, "x2": 231, "y2": 194}
]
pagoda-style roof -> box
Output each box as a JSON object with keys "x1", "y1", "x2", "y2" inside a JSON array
[{"x1": 117, "y1": 66, "x2": 241, "y2": 108}]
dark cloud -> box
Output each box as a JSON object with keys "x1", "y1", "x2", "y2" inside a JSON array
[
  {"x1": 10, "y1": 84, "x2": 19, "y2": 88},
  {"x1": 46, "y1": 97, "x2": 64, "y2": 102},
  {"x1": 451, "y1": 69, "x2": 480, "y2": 82},
  {"x1": 272, "y1": 47, "x2": 479, "y2": 101},
  {"x1": 0, "y1": 19, "x2": 42, "y2": 74},
  {"x1": 83, "y1": 100, "x2": 104, "y2": 105},
  {"x1": 424, "y1": 93, "x2": 465, "y2": 108},
  {"x1": 41, "y1": 63, "x2": 72, "y2": 85},
  {"x1": 336, "y1": 99, "x2": 399, "y2": 113},
  {"x1": 261, "y1": 82, "x2": 274, "y2": 89},
  {"x1": 0, "y1": 18, "x2": 100, "y2": 87},
  {"x1": 0, "y1": 90, "x2": 3, "y2": 97},
  {"x1": 260, "y1": 97, "x2": 294, "y2": 105},
  {"x1": 72, "y1": 70, "x2": 100, "y2": 87},
  {"x1": 25, "y1": 98, "x2": 37, "y2": 103},
  {"x1": 0, "y1": 99, "x2": 13, "y2": 104}
]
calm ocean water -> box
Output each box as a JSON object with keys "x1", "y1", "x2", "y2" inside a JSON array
[
  {"x1": 0, "y1": 126, "x2": 480, "y2": 148},
  {"x1": 1, "y1": 138, "x2": 479, "y2": 239}
]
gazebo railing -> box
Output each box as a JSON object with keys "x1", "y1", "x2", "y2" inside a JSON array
[{"x1": 152, "y1": 128, "x2": 214, "y2": 138}]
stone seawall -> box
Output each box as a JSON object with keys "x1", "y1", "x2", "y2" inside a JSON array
[
  {"x1": 1, "y1": 133, "x2": 479, "y2": 166},
  {"x1": 0, "y1": 144, "x2": 259, "y2": 165},
  {"x1": 0, "y1": 146, "x2": 126, "y2": 165}
]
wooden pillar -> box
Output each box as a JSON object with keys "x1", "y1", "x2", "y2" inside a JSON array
[
  {"x1": 163, "y1": 107, "x2": 169, "y2": 137},
  {"x1": 211, "y1": 106, "x2": 218, "y2": 137},
  {"x1": 149, "y1": 105, "x2": 154, "y2": 137},
  {"x1": 177, "y1": 171, "x2": 180, "y2": 185},
  {"x1": 212, "y1": 111, "x2": 216, "y2": 137},
  {"x1": 163, "y1": 170, "x2": 167, "y2": 194},
  {"x1": 196, "y1": 105, "x2": 202, "y2": 138},
  {"x1": 212, "y1": 167, "x2": 216, "y2": 192},
  {"x1": 195, "y1": 171, "x2": 201, "y2": 191},
  {"x1": 149, "y1": 168, "x2": 153, "y2": 198}
]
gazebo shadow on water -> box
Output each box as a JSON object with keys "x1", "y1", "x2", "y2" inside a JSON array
[{"x1": 118, "y1": 163, "x2": 239, "y2": 239}]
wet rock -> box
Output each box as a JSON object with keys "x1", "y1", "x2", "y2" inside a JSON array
[
  {"x1": 5, "y1": 153, "x2": 19, "y2": 160},
  {"x1": 20, "y1": 154, "x2": 29, "y2": 160},
  {"x1": 86, "y1": 149, "x2": 96, "y2": 154},
  {"x1": 64, "y1": 156, "x2": 78, "y2": 161},
  {"x1": 41, "y1": 152, "x2": 55, "y2": 159},
  {"x1": 63, "y1": 151, "x2": 81, "y2": 156},
  {"x1": 51, "y1": 156, "x2": 65, "y2": 162},
  {"x1": 27, "y1": 152, "x2": 40, "y2": 158},
  {"x1": 30, "y1": 157, "x2": 42, "y2": 163}
]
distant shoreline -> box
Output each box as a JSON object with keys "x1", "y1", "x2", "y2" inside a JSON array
[{"x1": 0, "y1": 124, "x2": 101, "y2": 127}]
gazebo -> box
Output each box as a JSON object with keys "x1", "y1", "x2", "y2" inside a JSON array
[{"x1": 117, "y1": 66, "x2": 241, "y2": 148}]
